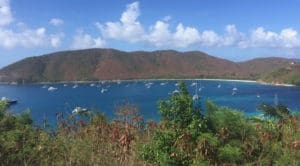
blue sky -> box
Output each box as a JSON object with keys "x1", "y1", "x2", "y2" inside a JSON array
[{"x1": 1, "y1": 0, "x2": 300, "y2": 67}]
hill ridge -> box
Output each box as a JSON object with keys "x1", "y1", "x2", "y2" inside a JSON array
[{"x1": 0, "y1": 48, "x2": 296, "y2": 83}]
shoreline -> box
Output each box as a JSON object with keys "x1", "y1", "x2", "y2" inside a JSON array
[{"x1": 0, "y1": 78, "x2": 296, "y2": 87}]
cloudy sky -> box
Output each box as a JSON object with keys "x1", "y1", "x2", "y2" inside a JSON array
[{"x1": 1, "y1": 0, "x2": 300, "y2": 67}]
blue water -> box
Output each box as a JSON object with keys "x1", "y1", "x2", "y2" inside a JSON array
[{"x1": 1, "y1": 80, "x2": 300, "y2": 126}]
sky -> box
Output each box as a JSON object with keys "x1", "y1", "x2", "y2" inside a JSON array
[{"x1": 1, "y1": 0, "x2": 300, "y2": 68}]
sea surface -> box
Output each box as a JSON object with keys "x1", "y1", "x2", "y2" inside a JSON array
[{"x1": 1, "y1": 80, "x2": 300, "y2": 126}]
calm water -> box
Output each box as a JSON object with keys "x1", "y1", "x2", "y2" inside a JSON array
[{"x1": 1, "y1": 80, "x2": 300, "y2": 125}]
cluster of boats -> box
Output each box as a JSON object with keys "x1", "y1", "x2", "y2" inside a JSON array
[{"x1": 40, "y1": 80, "x2": 264, "y2": 100}]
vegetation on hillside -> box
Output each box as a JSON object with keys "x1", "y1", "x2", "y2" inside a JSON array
[
  {"x1": 260, "y1": 64, "x2": 300, "y2": 85},
  {"x1": 0, "y1": 82, "x2": 300, "y2": 165},
  {"x1": 0, "y1": 48, "x2": 296, "y2": 83}
]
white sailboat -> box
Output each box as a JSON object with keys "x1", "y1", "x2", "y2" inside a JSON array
[
  {"x1": 191, "y1": 82, "x2": 197, "y2": 87},
  {"x1": 160, "y1": 82, "x2": 167, "y2": 86},
  {"x1": 72, "y1": 84, "x2": 78, "y2": 89},
  {"x1": 192, "y1": 82, "x2": 199, "y2": 100},
  {"x1": 101, "y1": 88, "x2": 107, "y2": 93},
  {"x1": 172, "y1": 89, "x2": 180, "y2": 94},
  {"x1": 232, "y1": 84, "x2": 238, "y2": 95},
  {"x1": 48, "y1": 86, "x2": 57, "y2": 91},
  {"x1": 72, "y1": 107, "x2": 88, "y2": 114}
]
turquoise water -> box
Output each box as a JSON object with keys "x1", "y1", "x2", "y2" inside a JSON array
[{"x1": 1, "y1": 80, "x2": 300, "y2": 126}]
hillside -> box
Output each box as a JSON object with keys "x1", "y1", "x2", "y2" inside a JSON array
[
  {"x1": 259, "y1": 64, "x2": 300, "y2": 86},
  {"x1": 238, "y1": 57, "x2": 294, "y2": 79},
  {"x1": 0, "y1": 48, "x2": 296, "y2": 83}
]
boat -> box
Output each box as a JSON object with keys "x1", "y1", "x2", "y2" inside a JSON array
[
  {"x1": 90, "y1": 83, "x2": 95, "y2": 87},
  {"x1": 232, "y1": 87, "x2": 238, "y2": 95},
  {"x1": 48, "y1": 86, "x2": 57, "y2": 91},
  {"x1": 172, "y1": 89, "x2": 180, "y2": 94},
  {"x1": 72, "y1": 84, "x2": 78, "y2": 89},
  {"x1": 63, "y1": 84, "x2": 68, "y2": 87},
  {"x1": 42, "y1": 85, "x2": 48, "y2": 88},
  {"x1": 217, "y1": 84, "x2": 221, "y2": 88},
  {"x1": 191, "y1": 82, "x2": 197, "y2": 87},
  {"x1": 160, "y1": 82, "x2": 167, "y2": 86},
  {"x1": 145, "y1": 82, "x2": 153, "y2": 89},
  {"x1": 257, "y1": 93, "x2": 260, "y2": 98},
  {"x1": 101, "y1": 88, "x2": 107, "y2": 93},
  {"x1": 192, "y1": 83, "x2": 199, "y2": 100},
  {"x1": 72, "y1": 107, "x2": 88, "y2": 114},
  {"x1": 1, "y1": 97, "x2": 18, "y2": 105}
]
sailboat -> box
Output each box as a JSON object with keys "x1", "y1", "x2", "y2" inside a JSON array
[
  {"x1": 217, "y1": 83, "x2": 221, "y2": 88},
  {"x1": 232, "y1": 84, "x2": 238, "y2": 95},
  {"x1": 198, "y1": 81, "x2": 203, "y2": 91},
  {"x1": 101, "y1": 88, "x2": 107, "y2": 93},
  {"x1": 274, "y1": 93, "x2": 278, "y2": 105},
  {"x1": 48, "y1": 86, "x2": 57, "y2": 91},
  {"x1": 257, "y1": 93, "x2": 260, "y2": 98},
  {"x1": 191, "y1": 82, "x2": 197, "y2": 87},
  {"x1": 192, "y1": 82, "x2": 199, "y2": 100}
]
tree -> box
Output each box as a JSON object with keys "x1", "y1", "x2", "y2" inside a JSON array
[{"x1": 140, "y1": 81, "x2": 206, "y2": 165}]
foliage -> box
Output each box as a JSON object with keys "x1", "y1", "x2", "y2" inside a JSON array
[{"x1": 1, "y1": 84, "x2": 300, "y2": 165}]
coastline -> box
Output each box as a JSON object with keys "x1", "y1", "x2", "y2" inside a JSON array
[
  {"x1": 0, "y1": 78, "x2": 256, "y2": 84},
  {"x1": 256, "y1": 80, "x2": 296, "y2": 87},
  {"x1": 0, "y1": 78, "x2": 297, "y2": 87}
]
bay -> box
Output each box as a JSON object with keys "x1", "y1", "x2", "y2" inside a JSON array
[{"x1": 1, "y1": 80, "x2": 300, "y2": 126}]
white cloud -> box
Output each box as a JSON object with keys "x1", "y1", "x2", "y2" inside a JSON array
[
  {"x1": 250, "y1": 27, "x2": 279, "y2": 47},
  {"x1": 96, "y1": 1, "x2": 300, "y2": 50},
  {"x1": 0, "y1": 26, "x2": 64, "y2": 48},
  {"x1": 279, "y1": 28, "x2": 300, "y2": 48},
  {"x1": 200, "y1": 30, "x2": 220, "y2": 46},
  {"x1": 0, "y1": 0, "x2": 13, "y2": 26},
  {"x1": 222, "y1": 24, "x2": 245, "y2": 47},
  {"x1": 50, "y1": 33, "x2": 64, "y2": 47},
  {"x1": 71, "y1": 31, "x2": 106, "y2": 49},
  {"x1": 0, "y1": 1, "x2": 64, "y2": 49},
  {"x1": 244, "y1": 27, "x2": 300, "y2": 48},
  {"x1": 147, "y1": 21, "x2": 201, "y2": 48},
  {"x1": 148, "y1": 21, "x2": 172, "y2": 47},
  {"x1": 173, "y1": 23, "x2": 201, "y2": 47},
  {"x1": 97, "y1": 1, "x2": 145, "y2": 43},
  {"x1": 49, "y1": 18, "x2": 64, "y2": 26}
]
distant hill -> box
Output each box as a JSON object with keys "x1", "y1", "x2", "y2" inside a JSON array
[
  {"x1": 237, "y1": 57, "x2": 294, "y2": 79},
  {"x1": 0, "y1": 48, "x2": 296, "y2": 84},
  {"x1": 259, "y1": 64, "x2": 300, "y2": 86}
]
